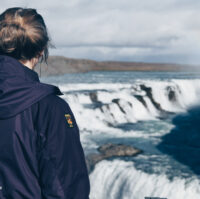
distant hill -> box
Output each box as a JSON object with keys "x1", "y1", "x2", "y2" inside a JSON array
[{"x1": 34, "y1": 55, "x2": 199, "y2": 76}]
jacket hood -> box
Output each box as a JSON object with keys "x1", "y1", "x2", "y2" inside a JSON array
[{"x1": 0, "y1": 55, "x2": 64, "y2": 119}]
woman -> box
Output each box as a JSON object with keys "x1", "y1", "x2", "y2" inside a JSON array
[{"x1": 0, "y1": 7, "x2": 90, "y2": 199}]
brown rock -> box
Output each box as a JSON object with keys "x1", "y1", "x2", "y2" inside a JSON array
[{"x1": 85, "y1": 142, "x2": 143, "y2": 174}]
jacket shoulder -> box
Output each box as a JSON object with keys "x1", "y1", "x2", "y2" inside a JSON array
[
  {"x1": 37, "y1": 93, "x2": 68, "y2": 109},
  {"x1": 31, "y1": 93, "x2": 76, "y2": 132}
]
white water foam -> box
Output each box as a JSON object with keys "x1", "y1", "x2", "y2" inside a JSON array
[
  {"x1": 56, "y1": 79, "x2": 200, "y2": 199},
  {"x1": 59, "y1": 79, "x2": 200, "y2": 132},
  {"x1": 89, "y1": 159, "x2": 200, "y2": 199}
]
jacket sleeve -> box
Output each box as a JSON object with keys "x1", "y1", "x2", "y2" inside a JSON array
[{"x1": 36, "y1": 95, "x2": 90, "y2": 199}]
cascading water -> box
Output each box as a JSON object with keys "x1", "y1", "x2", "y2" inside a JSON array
[
  {"x1": 59, "y1": 79, "x2": 200, "y2": 128},
  {"x1": 42, "y1": 71, "x2": 200, "y2": 199}
]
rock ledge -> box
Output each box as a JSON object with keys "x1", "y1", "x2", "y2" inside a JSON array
[{"x1": 85, "y1": 142, "x2": 143, "y2": 173}]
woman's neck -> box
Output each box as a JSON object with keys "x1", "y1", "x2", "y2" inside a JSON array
[
  {"x1": 19, "y1": 57, "x2": 39, "y2": 70},
  {"x1": 20, "y1": 60, "x2": 34, "y2": 70}
]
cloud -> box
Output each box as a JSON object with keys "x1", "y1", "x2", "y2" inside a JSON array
[{"x1": 0, "y1": 0, "x2": 200, "y2": 64}]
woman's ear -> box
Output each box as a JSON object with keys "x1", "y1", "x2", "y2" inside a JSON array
[
  {"x1": 36, "y1": 50, "x2": 45, "y2": 64},
  {"x1": 31, "y1": 57, "x2": 39, "y2": 68},
  {"x1": 39, "y1": 50, "x2": 44, "y2": 57}
]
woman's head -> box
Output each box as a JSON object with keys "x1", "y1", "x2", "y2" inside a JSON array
[{"x1": 0, "y1": 7, "x2": 50, "y2": 64}]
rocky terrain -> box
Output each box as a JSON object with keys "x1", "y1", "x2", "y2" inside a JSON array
[
  {"x1": 34, "y1": 56, "x2": 199, "y2": 76},
  {"x1": 85, "y1": 143, "x2": 143, "y2": 173}
]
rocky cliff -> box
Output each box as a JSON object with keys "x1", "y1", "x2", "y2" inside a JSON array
[{"x1": 34, "y1": 56, "x2": 198, "y2": 76}]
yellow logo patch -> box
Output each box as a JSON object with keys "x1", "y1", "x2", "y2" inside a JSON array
[{"x1": 64, "y1": 114, "x2": 73, "y2": 127}]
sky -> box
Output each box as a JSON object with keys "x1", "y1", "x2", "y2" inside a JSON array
[{"x1": 1, "y1": 0, "x2": 200, "y2": 64}]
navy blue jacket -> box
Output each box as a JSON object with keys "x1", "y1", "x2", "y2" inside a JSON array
[{"x1": 0, "y1": 55, "x2": 90, "y2": 199}]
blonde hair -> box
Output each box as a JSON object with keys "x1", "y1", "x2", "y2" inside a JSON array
[{"x1": 0, "y1": 7, "x2": 50, "y2": 63}]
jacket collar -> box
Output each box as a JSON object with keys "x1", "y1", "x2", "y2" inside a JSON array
[
  {"x1": 0, "y1": 55, "x2": 40, "y2": 82},
  {"x1": 0, "y1": 54, "x2": 64, "y2": 119},
  {"x1": 20, "y1": 61, "x2": 40, "y2": 82}
]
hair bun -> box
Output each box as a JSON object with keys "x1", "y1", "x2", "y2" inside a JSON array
[{"x1": 0, "y1": 7, "x2": 50, "y2": 62}]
